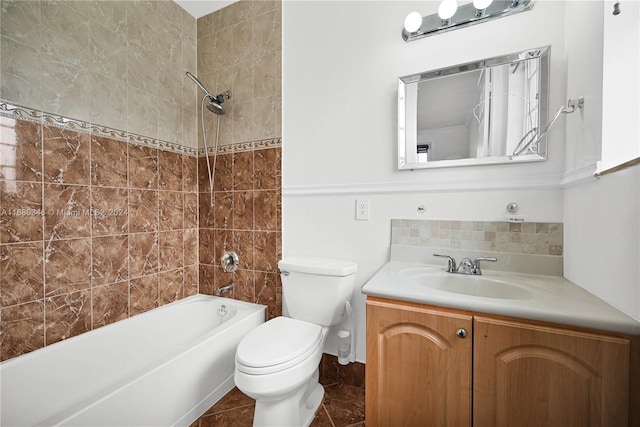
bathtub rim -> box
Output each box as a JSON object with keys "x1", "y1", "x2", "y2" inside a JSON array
[{"x1": 1, "y1": 294, "x2": 264, "y2": 368}]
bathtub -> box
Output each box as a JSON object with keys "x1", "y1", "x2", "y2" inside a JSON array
[{"x1": 0, "y1": 295, "x2": 265, "y2": 426}]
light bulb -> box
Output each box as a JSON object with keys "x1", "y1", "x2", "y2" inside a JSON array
[
  {"x1": 404, "y1": 11, "x2": 422, "y2": 33},
  {"x1": 438, "y1": 0, "x2": 458, "y2": 20},
  {"x1": 473, "y1": 0, "x2": 494, "y2": 10}
]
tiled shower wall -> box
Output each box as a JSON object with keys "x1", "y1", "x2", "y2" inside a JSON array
[
  {"x1": 196, "y1": 1, "x2": 283, "y2": 320},
  {"x1": 195, "y1": 0, "x2": 281, "y2": 149},
  {"x1": 0, "y1": 115, "x2": 199, "y2": 361},
  {"x1": 0, "y1": 0, "x2": 200, "y2": 362},
  {"x1": 0, "y1": 0, "x2": 283, "y2": 362},
  {"x1": 198, "y1": 147, "x2": 281, "y2": 319},
  {"x1": 0, "y1": 0, "x2": 198, "y2": 149}
]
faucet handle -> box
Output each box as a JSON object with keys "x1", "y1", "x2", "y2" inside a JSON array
[
  {"x1": 473, "y1": 257, "x2": 497, "y2": 275},
  {"x1": 433, "y1": 254, "x2": 457, "y2": 273}
]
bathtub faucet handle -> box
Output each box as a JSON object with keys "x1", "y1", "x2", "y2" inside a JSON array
[{"x1": 221, "y1": 251, "x2": 239, "y2": 273}]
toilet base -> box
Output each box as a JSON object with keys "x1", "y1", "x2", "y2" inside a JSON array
[
  {"x1": 300, "y1": 382, "x2": 324, "y2": 427},
  {"x1": 252, "y1": 371, "x2": 324, "y2": 427}
]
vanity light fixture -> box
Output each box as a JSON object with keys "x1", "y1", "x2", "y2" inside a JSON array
[
  {"x1": 404, "y1": 11, "x2": 423, "y2": 33},
  {"x1": 438, "y1": 0, "x2": 458, "y2": 26},
  {"x1": 402, "y1": 0, "x2": 536, "y2": 42},
  {"x1": 473, "y1": 0, "x2": 494, "y2": 17}
]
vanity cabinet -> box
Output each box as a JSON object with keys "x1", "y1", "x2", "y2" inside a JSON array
[
  {"x1": 474, "y1": 316, "x2": 629, "y2": 427},
  {"x1": 365, "y1": 298, "x2": 473, "y2": 426},
  {"x1": 366, "y1": 297, "x2": 633, "y2": 427}
]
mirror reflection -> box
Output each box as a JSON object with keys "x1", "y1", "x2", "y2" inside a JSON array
[{"x1": 399, "y1": 46, "x2": 550, "y2": 170}]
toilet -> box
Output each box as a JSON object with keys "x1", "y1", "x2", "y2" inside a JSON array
[{"x1": 234, "y1": 256, "x2": 357, "y2": 427}]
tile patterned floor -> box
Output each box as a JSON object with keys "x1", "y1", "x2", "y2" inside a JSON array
[{"x1": 192, "y1": 380, "x2": 365, "y2": 427}]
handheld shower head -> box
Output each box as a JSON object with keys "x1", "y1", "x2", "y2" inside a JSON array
[
  {"x1": 207, "y1": 101, "x2": 225, "y2": 115},
  {"x1": 186, "y1": 71, "x2": 210, "y2": 97},
  {"x1": 185, "y1": 71, "x2": 232, "y2": 115}
]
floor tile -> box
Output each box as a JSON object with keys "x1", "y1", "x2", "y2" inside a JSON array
[
  {"x1": 310, "y1": 405, "x2": 334, "y2": 427},
  {"x1": 199, "y1": 405, "x2": 255, "y2": 427},
  {"x1": 197, "y1": 383, "x2": 365, "y2": 427},
  {"x1": 204, "y1": 387, "x2": 254, "y2": 416},
  {"x1": 322, "y1": 383, "x2": 366, "y2": 427}
]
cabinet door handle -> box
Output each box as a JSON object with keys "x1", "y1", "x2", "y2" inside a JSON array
[{"x1": 456, "y1": 328, "x2": 468, "y2": 338}]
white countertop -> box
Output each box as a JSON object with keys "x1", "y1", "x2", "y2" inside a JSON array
[{"x1": 361, "y1": 260, "x2": 640, "y2": 336}]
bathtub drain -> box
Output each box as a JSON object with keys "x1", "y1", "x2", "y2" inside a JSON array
[{"x1": 217, "y1": 305, "x2": 228, "y2": 317}]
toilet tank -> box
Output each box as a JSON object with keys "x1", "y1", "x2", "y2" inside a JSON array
[{"x1": 278, "y1": 257, "x2": 357, "y2": 327}]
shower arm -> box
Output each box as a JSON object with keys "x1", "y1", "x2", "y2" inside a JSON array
[{"x1": 512, "y1": 96, "x2": 584, "y2": 157}]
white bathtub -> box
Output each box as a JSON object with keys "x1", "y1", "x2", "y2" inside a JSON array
[{"x1": 0, "y1": 295, "x2": 265, "y2": 426}]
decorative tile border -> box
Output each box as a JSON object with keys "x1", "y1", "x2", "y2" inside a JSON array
[
  {"x1": 201, "y1": 138, "x2": 282, "y2": 156},
  {"x1": 0, "y1": 100, "x2": 282, "y2": 157},
  {"x1": 391, "y1": 219, "x2": 563, "y2": 256}
]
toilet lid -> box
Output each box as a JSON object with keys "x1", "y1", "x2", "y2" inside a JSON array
[{"x1": 236, "y1": 317, "x2": 323, "y2": 372}]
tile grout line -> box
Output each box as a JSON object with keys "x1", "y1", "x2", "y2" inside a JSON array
[
  {"x1": 321, "y1": 403, "x2": 337, "y2": 427},
  {"x1": 201, "y1": 402, "x2": 255, "y2": 418}
]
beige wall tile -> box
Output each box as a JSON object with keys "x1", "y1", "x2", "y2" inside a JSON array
[
  {"x1": 391, "y1": 219, "x2": 564, "y2": 257},
  {"x1": 88, "y1": 0, "x2": 127, "y2": 33},
  {"x1": 0, "y1": 0, "x2": 41, "y2": 48},
  {"x1": 89, "y1": 20, "x2": 127, "y2": 82},
  {"x1": 41, "y1": 3, "x2": 90, "y2": 62},
  {"x1": 2, "y1": 0, "x2": 196, "y2": 149},
  {"x1": 1, "y1": 36, "x2": 43, "y2": 106}
]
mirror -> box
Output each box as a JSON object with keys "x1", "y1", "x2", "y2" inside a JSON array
[{"x1": 398, "y1": 46, "x2": 550, "y2": 170}]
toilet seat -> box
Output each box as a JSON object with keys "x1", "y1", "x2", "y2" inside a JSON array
[{"x1": 236, "y1": 317, "x2": 323, "y2": 375}]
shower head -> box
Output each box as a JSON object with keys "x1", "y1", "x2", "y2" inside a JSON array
[
  {"x1": 185, "y1": 71, "x2": 232, "y2": 115},
  {"x1": 207, "y1": 101, "x2": 225, "y2": 115},
  {"x1": 206, "y1": 90, "x2": 232, "y2": 115}
]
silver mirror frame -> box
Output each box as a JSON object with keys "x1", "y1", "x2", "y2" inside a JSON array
[{"x1": 398, "y1": 46, "x2": 550, "y2": 170}]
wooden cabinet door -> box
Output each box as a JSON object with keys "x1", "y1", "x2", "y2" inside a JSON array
[
  {"x1": 474, "y1": 316, "x2": 630, "y2": 427},
  {"x1": 365, "y1": 298, "x2": 473, "y2": 427}
]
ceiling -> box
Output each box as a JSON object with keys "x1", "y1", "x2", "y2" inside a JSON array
[{"x1": 174, "y1": 0, "x2": 237, "y2": 19}]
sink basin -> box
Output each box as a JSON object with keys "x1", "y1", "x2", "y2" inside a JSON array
[
  {"x1": 427, "y1": 275, "x2": 533, "y2": 299},
  {"x1": 398, "y1": 267, "x2": 534, "y2": 300}
]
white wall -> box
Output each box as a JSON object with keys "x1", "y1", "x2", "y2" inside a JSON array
[
  {"x1": 283, "y1": 1, "x2": 567, "y2": 190},
  {"x1": 601, "y1": 0, "x2": 640, "y2": 171},
  {"x1": 282, "y1": 1, "x2": 639, "y2": 363},
  {"x1": 563, "y1": 1, "x2": 640, "y2": 320},
  {"x1": 564, "y1": 168, "x2": 640, "y2": 321},
  {"x1": 563, "y1": 0, "x2": 604, "y2": 171}
]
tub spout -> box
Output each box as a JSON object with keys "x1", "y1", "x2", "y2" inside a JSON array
[{"x1": 217, "y1": 283, "x2": 234, "y2": 296}]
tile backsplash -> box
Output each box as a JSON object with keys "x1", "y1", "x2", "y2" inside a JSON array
[{"x1": 391, "y1": 219, "x2": 563, "y2": 256}]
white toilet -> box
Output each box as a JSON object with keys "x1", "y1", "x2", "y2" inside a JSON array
[{"x1": 234, "y1": 256, "x2": 357, "y2": 427}]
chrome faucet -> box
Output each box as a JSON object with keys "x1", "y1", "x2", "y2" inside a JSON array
[
  {"x1": 469, "y1": 257, "x2": 498, "y2": 275},
  {"x1": 433, "y1": 254, "x2": 458, "y2": 273},
  {"x1": 433, "y1": 254, "x2": 497, "y2": 275},
  {"x1": 217, "y1": 283, "x2": 234, "y2": 296},
  {"x1": 457, "y1": 258, "x2": 474, "y2": 275}
]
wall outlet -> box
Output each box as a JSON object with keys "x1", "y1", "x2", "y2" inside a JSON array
[{"x1": 356, "y1": 199, "x2": 369, "y2": 220}]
